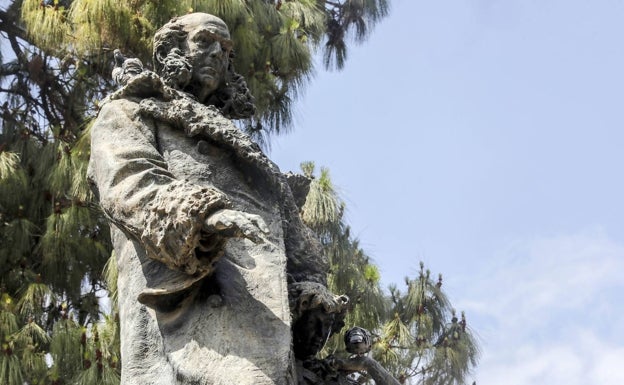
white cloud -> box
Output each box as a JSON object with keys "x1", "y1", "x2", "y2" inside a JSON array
[
  {"x1": 476, "y1": 330, "x2": 624, "y2": 385},
  {"x1": 458, "y1": 227, "x2": 624, "y2": 385}
]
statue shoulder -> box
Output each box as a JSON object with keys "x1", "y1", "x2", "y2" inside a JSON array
[
  {"x1": 96, "y1": 97, "x2": 141, "y2": 125},
  {"x1": 93, "y1": 95, "x2": 154, "y2": 139},
  {"x1": 101, "y1": 71, "x2": 168, "y2": 106}
]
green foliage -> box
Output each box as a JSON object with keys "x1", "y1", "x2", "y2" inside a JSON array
[
  {"x1": 1, "y1": 1, "x2": 480, "y2": 384},
  {"x1": 102, "y1": 252, "x2": 118, "y2": 309},
  {"x1": 50, "y1": 317, "x2": 83, "y2": 376},
  {"x1": 0, "y1": 353, "x2": 24, "y2": 385},
  {"x1": 16, "y1": 0, "x2": 389, "y2": 137},
  {"x1": 0, "y1": 62, "x2": 115, "y2": 382},
  {"x1": 301, "y1": 164, "x2": 341, "y2": 233},
  {"x1": 377, "y1": 263, "x2": 481, "y2": 384},
  {"x1": 1, "y1": 0, "x2": 391, "y2": 381},
  {"x1": 72, "y1": 319, "x2": 121, "y2": 385},
  {"x1": 323, "y1": 0, "x2": 390, "y2": 70},
  {"x1": 18, "y1": 0, "x2": 318, "y2": 136},
  {"x1": 2, "y1": 0, "x2": 390, "y2": 380},
  {"x1": 300, "y1": 165, "x2": 479, "y2": 384},
  {"x1": 300, "y1": 162, "x2": 385, "y2": 356}
]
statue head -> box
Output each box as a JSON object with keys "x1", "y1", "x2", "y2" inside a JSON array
[
  {"x1": 153, "y1": 13, "x2": 255, "y2": 119},
  {"x1": 289, "y1": 282, "x2": 349, "y2": 360}
]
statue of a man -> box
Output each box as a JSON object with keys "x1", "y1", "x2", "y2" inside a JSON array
[{"x1": 88, "y1": 13, "x2": 328, "y2": 385}]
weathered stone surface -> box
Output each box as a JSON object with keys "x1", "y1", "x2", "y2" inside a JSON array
[
  {"x1": 90, "y1": 93, "x2": 296, "y2": 384},
  {"x1": 285, "y1": 173, "x2": 312, "y2": 210},
  {"x1": 88, "y1": 13, "x2": 311, "y2": 385},
  {"x1": 89, "y1": 12, "x2": 399, "y2": 385}
]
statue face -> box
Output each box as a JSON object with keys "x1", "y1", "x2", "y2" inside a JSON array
[
  {"x1": 293, "y1": 308, "x2": 336, "y2": 359},
  {"x1": 182, "y1": 14, "x2": 232, "y2": 99}
]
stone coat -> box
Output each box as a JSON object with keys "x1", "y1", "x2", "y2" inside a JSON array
[{"x1": 88, "y1": 82, "x2": 325, "y2": 385}]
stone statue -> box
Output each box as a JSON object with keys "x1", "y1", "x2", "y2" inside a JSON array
[
  {"x1": 88, "y1": 12, "x2": 399, "y2": 385},
  {"x1": 288, "y1": 283, "x2": 400, "y2": 385}
]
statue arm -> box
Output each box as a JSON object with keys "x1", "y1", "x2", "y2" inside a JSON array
[
  {"x1": 88, "y1": 99, "x2": 230, "y2": 275},
  {"x1": 139, "y1": 96, "x2": 329, "y2": 284}
]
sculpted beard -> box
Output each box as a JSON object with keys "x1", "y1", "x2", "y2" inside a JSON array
[{"x1": 159, "y1": 48, "x2": 192, "y2": 89}]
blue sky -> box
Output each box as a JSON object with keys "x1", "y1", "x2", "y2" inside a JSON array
[{"x1": 272, "y1": 1, "x2": 624, "y2": 383}]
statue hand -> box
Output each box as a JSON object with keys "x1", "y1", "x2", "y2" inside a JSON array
[{"x1": 201, "y1": 209, "x2": 269, "y2": 247}]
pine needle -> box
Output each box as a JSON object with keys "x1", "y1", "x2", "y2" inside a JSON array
[
  {"x1": 301, "y1": 167, "x2": 340, "y2": 229},
  {"x1": 15, "y1": 320, "x2": 51, "y2": 348},
  {"x1": 102, "y1": 252, "x2": 118, "y2": 307},
  {"x1": 0, "y1": 309, "x2": 19, "y2": 337},
  {"x1": 0, "y1": 354, "x2": 24, "y2": 385},
  {"x1": 17, "y1": 283, "x2": 54, "y2": 319},
  {"x1": 0, "y1": 152, "x2": 22, "y2": 180}
]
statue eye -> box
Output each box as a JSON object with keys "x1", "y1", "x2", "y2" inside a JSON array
[
  {"x1": 192, "y1": 32, "x2": 215, "y2": 46},
  {"x1": 198, "y1": 38, "x2": 213, "y2": 46}
]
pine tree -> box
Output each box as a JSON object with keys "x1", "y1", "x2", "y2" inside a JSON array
[
  {"x1": 1, "y1": 1, "x2": 391, "y2": 383},
  {"x1": 0, "y1": 119, "x2": 119, "y2": 383},
  {"x1": 300, "y1": 163, "x2": 480, "y2": 385},
  {"x1": 3, "y1": 1, "x2": 480, "y2": 383},
  {"x1": 378, "y1": 264, "x2": 480, "y2": 384},
  {"x1": 300, "y1": 162, "x2": 386, "y2": 333},
  {"x1": 14, "y1": 0, "x2": 389, "y2": 139}
]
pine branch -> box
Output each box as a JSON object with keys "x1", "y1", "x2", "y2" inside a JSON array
[
  {"x1": 324, "y1": 0, "x2": 343, "y2": 7},
  {"x1": 0, "y1": 9, "x2": 30, "y2": 55}
]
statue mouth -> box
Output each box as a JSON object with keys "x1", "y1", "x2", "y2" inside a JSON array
[{"x1": 198, "y1": 66, "x2": 219, "y2": 75}]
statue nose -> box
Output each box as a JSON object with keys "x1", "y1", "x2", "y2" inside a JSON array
[{"x1": 208, "y1": 42, "x2": 222, "y2": 57}]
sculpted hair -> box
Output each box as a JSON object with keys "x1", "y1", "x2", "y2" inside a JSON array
[{"x1": 153, "y1": 16, "x2": 255, "y2": 119}]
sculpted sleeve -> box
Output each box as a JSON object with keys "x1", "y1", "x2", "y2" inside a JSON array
[{"x1": 87, "y1": 99, "x2": 230, "y2": 275}]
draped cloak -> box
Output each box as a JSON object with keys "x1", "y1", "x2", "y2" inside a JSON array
[{"x1": 87, "y1": 75, "x2": 326, "y2": 385}]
